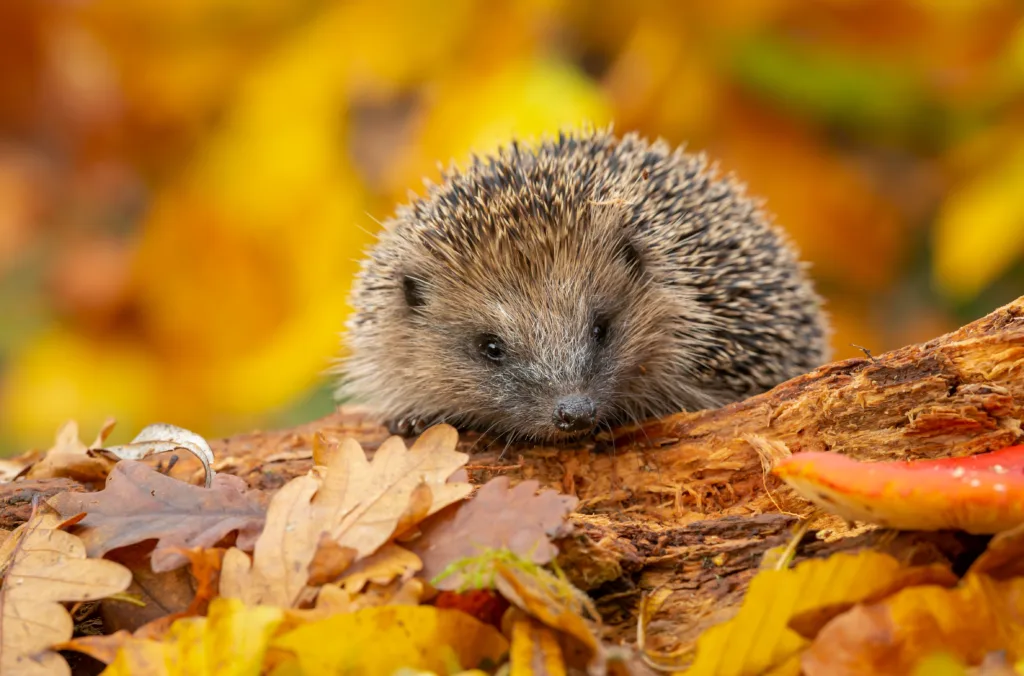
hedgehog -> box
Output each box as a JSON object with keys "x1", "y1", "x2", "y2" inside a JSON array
[{"x1": 337, "y1": 128, "x2": 830, "y2": 442}]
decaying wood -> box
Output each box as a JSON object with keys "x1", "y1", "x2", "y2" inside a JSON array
[{"x1": 1, "y1": 295, "x2": 1021, "y2": 657}]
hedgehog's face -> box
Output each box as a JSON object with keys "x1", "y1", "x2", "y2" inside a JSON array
[{"x1": 390, "y1": 224, "x2": 666, "y2": 442}]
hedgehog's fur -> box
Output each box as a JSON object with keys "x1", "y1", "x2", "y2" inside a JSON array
[{"x1": 338, "y1": 128, "x2": 830, "y2": 442}]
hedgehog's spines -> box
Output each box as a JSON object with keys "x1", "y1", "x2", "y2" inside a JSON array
[{"x1": 339, "y1": 128, "x2": 829, "y2": 440}]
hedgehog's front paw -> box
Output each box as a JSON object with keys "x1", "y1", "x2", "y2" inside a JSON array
[{"x1": 386, "y1": 415, "x2": 435, "y2": 437}]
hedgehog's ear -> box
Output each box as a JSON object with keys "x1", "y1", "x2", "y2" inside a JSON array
[
  {"x1": 617, "y1": 238, "x2": 645, "y2": 279},
  {"x1": 401, "y1": 274, "x2": 427, "y2": 311}
]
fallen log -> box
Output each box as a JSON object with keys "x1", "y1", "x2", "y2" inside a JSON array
[{"x1": 211, "y1": 295, "x2": 1024, "y2": 522}]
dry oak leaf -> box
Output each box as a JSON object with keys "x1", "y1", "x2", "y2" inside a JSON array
[
  {"x1": 773, "y1": 445, "x2": 1024, "y2": 534},
  {"x1": 679, "y1": 551, "x2": 952, "y2": 676},
  {"x1": 48, "y1": 460, "x2": 266, "y2": 573},
  {"x1": 220, "y1": 473, "x2": 320, "y2": 607},
  {"x1": 316, "y1": 425, "x2": 473, "y2": 556},
  {"x1": 411, "y1": 475, "x2": 579, "y2": 589},
  {"x1": 802, "y1": 572, "x2": 1024, "y2": 675},
  {"x1": 270, "y1": 605, "x2": 509, "y2": 675},
  {"x1": 102, "y1": 596, "x2": 284, "y2": 676},
  {"x1": 0, "y1": 507, "x2": 132, "y2": 676},
  {"x1": 336, "y1": 542, "x2": 422, "y2": 593},
  {"x1": 23, "y1": 418, "x2": 117, "y2": 484},
  {"x1": 221, "y1": 425, "x2": 470, "y2": 608}
]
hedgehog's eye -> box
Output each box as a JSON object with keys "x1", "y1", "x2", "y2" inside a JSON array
[
  {"x1": 476, "y1": 334, "x2": 506, "y2": 363},
  {"x1": 591, "y1": 316, "x2": 610, "y2": 346},
  {"x1": 402, "y1": 275, "x2": 426, "y2": 310}
]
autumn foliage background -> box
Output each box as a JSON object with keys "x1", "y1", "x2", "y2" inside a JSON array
[{"x1": 2, "y1": 0, "x2": 1023, "y2": 456}]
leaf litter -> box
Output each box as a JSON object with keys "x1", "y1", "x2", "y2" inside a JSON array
[
  {"x1": 219, "y1": 426, "x2": 472, "y2": 608},
  {"x1": 20, "y1": 420, "x2": 217, "y2": 488},
  {"x1": 8, "y1": 419, "x2": 1024, "y2": 674},
  {"x1": 48, "y1": 461, "x2": 266, "y2": 572},
  {"x1": 0, "y1": 504, "x2": 132, "y2": 676}
]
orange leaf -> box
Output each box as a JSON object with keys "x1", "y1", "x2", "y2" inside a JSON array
[
  {"x1": 802, "y1": 573, "x2": 1024, "y2": 675},
  {"x1": 773, "y1": 445, "x2": 1024, "y2": 533},
  {"x1": 509, "y1": 614, "x2": 567, "y2": 676}
]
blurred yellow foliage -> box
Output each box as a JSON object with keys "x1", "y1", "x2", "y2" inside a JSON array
[{"x1": 1, "y1": 0, "x2": 1023, "y2": 453}]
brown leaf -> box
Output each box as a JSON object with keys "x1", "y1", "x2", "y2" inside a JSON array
[
  {"x1": 97, "y1": 542, "x2": 200, "y2": 634},
  {"x1": 24, "y1": 419, "x2": 117, "y2": 484},
  {"x1": 221, "y1": 425, "x2": 469, "y2": 608},
  {"x1": 435, "y1": 588, "x2": 510, "y2": 628},
  {"x1": 60, "y1": 548, "x2": 226, "y2": 665},
  {"x1": 219, "y1": 474, "x2": 320, "y2": 607},
  {"x1": 48, "y1": 460, "x2": 266, "y2": 572},
  {"x1": 0, "y1": 506, "x2": 132, "y2": 675},
  {"x1": 337, "y1": 543, "x2": 422, "y2": 593},
  {"x1": 317, "y1": 425, "x2": 472, "y2": 557},
  {"x1": 307, "y1": 535, "x2": 358, "y2": 587},
  {"x1": 411, "y1": 475, "x2": 578, "y2": 589},
  {"x1": 0, "y1": 449, "x2": 42, "y2": 483},
  {"x1": 393, "y1": 481, "x2": 434, "y2": 540}
]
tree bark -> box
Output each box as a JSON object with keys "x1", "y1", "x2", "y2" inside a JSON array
[{"x1": 216, "y1": 295, "x2": 1024, "y2": 521}]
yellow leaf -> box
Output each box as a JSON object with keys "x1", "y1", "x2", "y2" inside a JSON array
[
  {"x1": 683, "y1": 551, "x2": 934, "y2": 676},
  {"x1": 510, "y1": 615, "x2": 567, "y2": 676},
  {"x1": 802, "y1": 573, "x2": 1024, "y2": 674},
  {"x1": 0, "y1": 508, "x2": 132, "y2": 676},
  {"x1": 934, "y1": 143, "x2": 1024, "y2": 301},
  {"x1": 102, "y1": 640, "x2": 168, "y2": 676},
  {"x1": 495, "y1": 561, "x2": 599, "y2": 662},
  {"x1": 271, "y1": 605, "x2": 509, "y2": 675},
  {"x1": 101, "y1": 597, "x2": 284, "y2": 676}
]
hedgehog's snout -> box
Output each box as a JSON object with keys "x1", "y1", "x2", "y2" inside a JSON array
[{"x1": 553, "y1": 394, "x2": 597, "y2": 433}]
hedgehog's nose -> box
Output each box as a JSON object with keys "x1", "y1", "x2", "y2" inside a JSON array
[{"x1": 554, "y1": 395, "x2": 597, "y2": 433}]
